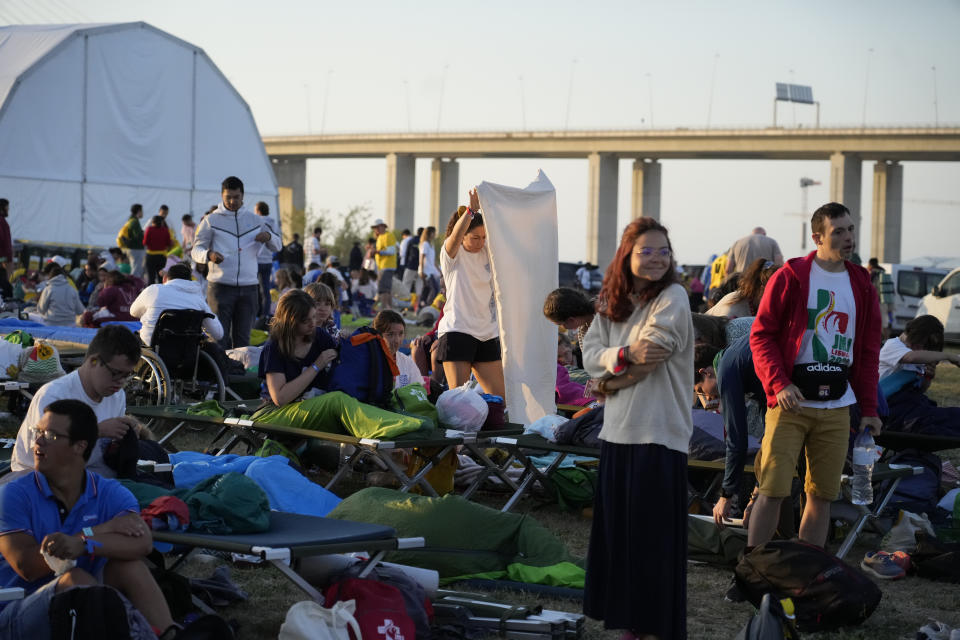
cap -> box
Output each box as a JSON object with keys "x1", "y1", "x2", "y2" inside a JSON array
[{"x1": 371, "y1": 218, "x2": 387, "y2": 228}]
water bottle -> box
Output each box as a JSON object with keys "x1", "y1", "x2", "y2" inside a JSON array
[{"x1": 851, "y1": 430, "x2": 876, "y2": 506}]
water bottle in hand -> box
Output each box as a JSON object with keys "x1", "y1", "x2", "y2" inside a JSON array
[{"x1": 851, "y1": 429, "x2": 876, "y2": 506}]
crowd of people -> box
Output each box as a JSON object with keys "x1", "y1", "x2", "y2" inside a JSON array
[{"x1": 3, "y1": 178, "x2": 960, "y2": 640}]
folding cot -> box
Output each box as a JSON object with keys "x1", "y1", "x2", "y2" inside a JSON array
[
  {"x1": 875, "y1": 430, "x2": 960, "y2": 455},
  {"x1": 153, "y1": 510, "x2": 424, "y2": 603},
  {"x1": 129, "y1": 403, "x2": 522, "y2": 497}
]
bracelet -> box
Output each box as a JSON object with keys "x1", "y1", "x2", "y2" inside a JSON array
[{"x1": 310, "y1": 363, "x2": 320, "y2": 373}]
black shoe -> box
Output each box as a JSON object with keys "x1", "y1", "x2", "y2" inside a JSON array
[{"x1": 724, "y1": 575, "x2": 745, "y2": 603}]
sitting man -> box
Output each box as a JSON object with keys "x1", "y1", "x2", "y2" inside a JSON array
[
  {"x1": 373, "y1": 310, "x2": 424, "y2": 389},
  {"x1": 878, "y1": 314, "x2": 960, "y2": 436},
  {"x1": 130, "y1": 262, "x2": 223, "y2": 346},
  {"x1": 0, "y1": 399, "x2": 176, "y2": 638},
  {"x1": 10, "y1": 325, "x2": 141, "y2": 478}
]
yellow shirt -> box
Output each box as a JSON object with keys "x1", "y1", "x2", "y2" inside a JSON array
[
  {"x1": 709, "y1": 254, "x2": 728, "y2": 290},
  {"x1": 375, "y1": 231, "x2": 398, "y2": 271}
]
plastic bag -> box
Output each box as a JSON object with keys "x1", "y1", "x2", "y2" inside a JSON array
[
  {"x1": 881, "y1": 509, "x2": 936, "y2": 552},
  {"x1": 278, "y1": 599, "x2": 361, "y2": 640},
  {"x1": 436, "y1": 382, "x2": 488, "y2": 431}
]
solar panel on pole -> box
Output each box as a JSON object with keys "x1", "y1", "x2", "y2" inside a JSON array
[{"x1": 776, "y1": 83, "x2": 790, "y2": 101}]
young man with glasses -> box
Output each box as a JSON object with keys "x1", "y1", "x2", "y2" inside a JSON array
[
  {"x1": 0, "y1": 399, "x2": 178, "y2": 638},
  {"x1": 9, "y1": 325, "x2": 142, "y2": 478}
]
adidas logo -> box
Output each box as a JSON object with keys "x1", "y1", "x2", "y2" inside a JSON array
[{"x1": 805, "y1": 362, "x2": 844, "y2": 373}]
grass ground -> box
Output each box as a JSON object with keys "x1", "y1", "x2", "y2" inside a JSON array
[{"x1": 2, "y1": 344, "x2": 958, "y2": 638}]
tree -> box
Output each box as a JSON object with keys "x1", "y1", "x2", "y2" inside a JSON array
[{"x1": 309, "y1": 204, "x2": 373, "y2": 265}]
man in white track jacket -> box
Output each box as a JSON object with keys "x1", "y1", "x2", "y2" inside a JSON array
[{"x1": 191, "y1": 176, "x2": 280, "y2": 348}]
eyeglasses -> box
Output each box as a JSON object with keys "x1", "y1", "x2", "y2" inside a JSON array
[
  {"x1": 100, "y1": 360, "x2": 135, "y2": 382},
  {"x1": 636, "y1": 248, "x2": 672, "y2": 258},
  {"x1": 30, "y1": 426, "x2": 70, "y2": 443}
]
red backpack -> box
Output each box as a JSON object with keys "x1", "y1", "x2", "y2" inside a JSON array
[{"x1": 325, "y1": 578, "x2": 415, "y2": 640}]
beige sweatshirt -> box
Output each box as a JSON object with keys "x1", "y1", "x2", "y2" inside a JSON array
[{"x1": 582, "y1": 283, "x2": 694, "y2": 453}]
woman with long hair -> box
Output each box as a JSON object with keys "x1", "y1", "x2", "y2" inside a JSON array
[
  {"x1": 270, "y1": 268, "x2": 296, "y2": 315},
  {"x1": 581, "y1": 217, "x2": 693, "y2": 639},
  {"x1": 435, "y1": 189, "x2": 504, "y2": 398},
  {"x1": 259, "y1": 289, "x2": 338, "y2": 406},
  {"x1": 706, "y1": 257, "x2": 780, "y2": 319}
]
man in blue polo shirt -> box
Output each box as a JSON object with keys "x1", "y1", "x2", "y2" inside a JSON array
[{"x1": 0, "y1": 399, "x2": 176, "y2": 638}]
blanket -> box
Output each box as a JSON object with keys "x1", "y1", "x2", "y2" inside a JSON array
[
  {"x1": 478, "y1": 172, "x2": 559, "y2": 425},
  {"x1": 167, "y1": 451, "x2": 341, "y2": 517},
  {"x1": 328, "y1": 487, "x2": 584, "y2": 588}
]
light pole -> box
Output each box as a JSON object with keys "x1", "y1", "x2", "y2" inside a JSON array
[{"x1": 932, "y1": 65, "x2": 939, "y2": 127}]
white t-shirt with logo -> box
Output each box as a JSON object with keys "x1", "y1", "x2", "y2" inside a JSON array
[
  {"x1": 878, "y1": 337, "x2": 924, "y2": 380},
  {"x1": 438, "y1": 245, "x2": 499, "y2": 341},
  {"x1": 11, "y1": 370, "x2": 127, "y2": 475},
  {"x1": 796, "y1": 261, "x2": 857, "y2": 409}
]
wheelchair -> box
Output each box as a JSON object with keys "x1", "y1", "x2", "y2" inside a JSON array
[{"x1": 126, "y1": 309, "x2": 226, "y2": 406}]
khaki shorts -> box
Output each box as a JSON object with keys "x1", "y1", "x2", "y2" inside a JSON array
[{"x1": 757, "y1": 405, "x2": 850, "y2": 500}]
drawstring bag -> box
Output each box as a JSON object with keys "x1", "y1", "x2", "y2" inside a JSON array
[
  {"x1": 278, "y1": 599, "x2": 361, "y2": 640},
  {"x1": 18, "y1": 340, "x2": 65, "y2": 384}
]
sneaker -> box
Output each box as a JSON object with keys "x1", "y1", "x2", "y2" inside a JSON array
[
  {"x1": 887, "y1": 550, "x2": 912, "y2": 572},
  {"x1": 861, "y1": 551, "x2": 905, "y2": 580},
  {"x1": 917, "y1": 620, "x2": 953, "y2": 640},
  {"x1": 723, "y1": 575, "x2": 746, "y2": 603}
]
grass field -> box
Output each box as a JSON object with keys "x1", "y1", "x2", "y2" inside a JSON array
[{"x1": 3, "y1": 344, "x2": 959, "y2": 638}]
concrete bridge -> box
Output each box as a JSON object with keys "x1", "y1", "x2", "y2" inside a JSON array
[{"x1": 264, "y1": 126, "x2": 960, "y2": 267}]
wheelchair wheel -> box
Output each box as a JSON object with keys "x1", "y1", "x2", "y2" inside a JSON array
[
  {"x1": 126, "y1": 349, "x2": 170, "y2": 406},
  {"x1": 174, "y1": 350, "x2": 225, "y2": 404}
]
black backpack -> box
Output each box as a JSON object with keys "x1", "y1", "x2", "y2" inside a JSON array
[
  {"x1": 404, "y1": 240, "x2": 420, "y2": 271},
  {"x1": 49, "y1": 585, "x2": 155, "y2": 640},
  {"x1": 734, "y1": 540, "x2": 881, "y2": 632}
]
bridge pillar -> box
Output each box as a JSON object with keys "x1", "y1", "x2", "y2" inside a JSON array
[
  {"x1": 870, "y1": 161, "x2": 903, "y2": 263},
  {"x1": 587, "y1": 153, "x2": 619, "y2": 269},
  {"x1": 385, "y1": 153, "x2": 415, "y2": 232},
  {"x1": 829, "y1": 152, "x2": 862, "y2": 232},
  {"x1": 631, "y1": 159, "x2": 661, "y2": 220},
  {"x1": 429, "y1": 158, "x2": 459, "y2": 230},
  {"x1": 271, "y1": 157, "x2": 306, "y2": 213}
]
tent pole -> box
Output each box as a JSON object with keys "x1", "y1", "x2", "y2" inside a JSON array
[
  {"x1": 190, "y1": 50, "x2": 197, "y2": 216},
  {"x1": 80, "y1": 34, "x2": 89, "y2": 245}
]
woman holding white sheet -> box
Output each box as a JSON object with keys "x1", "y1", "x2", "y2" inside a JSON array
[{"x1": 435, "y1": 188, "x2": 504, "y2": 398}]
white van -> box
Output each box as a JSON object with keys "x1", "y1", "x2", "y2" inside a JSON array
[
  {"x1": 916, "y1": 267, "x2": 960, "y2": 342},
  {"x1": 879, "y1": 263, "x2": 950, "y2": 332}
]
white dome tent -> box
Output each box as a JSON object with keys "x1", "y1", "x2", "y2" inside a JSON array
[{"x1": 0, "y1": 22, "x2": 278, "y2": 247}]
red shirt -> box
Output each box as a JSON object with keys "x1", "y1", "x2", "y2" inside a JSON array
[
  {"x1": 142, "y1": 225, "x2": 171, "y2": 253},
  {"x1": 749, "y1": 252, "x2": 881, "y2": 417}
]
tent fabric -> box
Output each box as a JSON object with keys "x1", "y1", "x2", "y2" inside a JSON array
[
  {"x1": 0, "y1": 23, "x2": 278, "y2": 247},
  {"x1": 477, "y1": 172, "x2": 559, "y2": 425}
]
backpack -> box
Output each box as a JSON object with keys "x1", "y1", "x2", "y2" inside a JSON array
[
  {"x1": 404, "y1": 240, "x2": 419, "y2": 271},
  {"x1": 733, "y1": 593, "x2": 801, "y2": 640},
  {"x1": 326, "y1": 327, "x2": 397, "y2": 407},
  {"x1": 550, "y1": 467, "x2": 598, "y2": 511},
  {"x1": 325, "y1": 577, "x2": 416, "y2": 640},
  {"x1": 391, "y1": 383, "x2": 439, "y2": 424},
  {"x1": 734, "y1": 540, "x2": 881, "y2": 632},
  {"x1": 49, "y1": 585, "x2": 155, "y2": 640}
]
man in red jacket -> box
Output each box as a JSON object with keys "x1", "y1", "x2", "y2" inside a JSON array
[{"x1": 747, "y1": 202, "x2": 882, "y2": 549}]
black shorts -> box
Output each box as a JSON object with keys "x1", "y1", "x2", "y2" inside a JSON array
[{"x1": 435, "y1": 331, "x2": 501, "y2": 363}]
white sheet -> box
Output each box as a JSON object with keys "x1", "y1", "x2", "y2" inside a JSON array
[{"x1": 478, "y1": 171, "x2": 559, "y2": 425}]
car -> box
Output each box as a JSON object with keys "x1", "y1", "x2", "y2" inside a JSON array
[
  {"x1": 916, "y1": 267, "x2": 960, "y2": 343},
  {"x1": 558, "y1": 262, "x2": 603, "y2": 292},
  {"x1": 879, "y1": 263, "x2": 950, "y2": 332}
]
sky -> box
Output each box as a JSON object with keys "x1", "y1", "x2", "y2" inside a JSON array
[{"x1": 2, "y1": 0, "x2": 959, "y2": 266}]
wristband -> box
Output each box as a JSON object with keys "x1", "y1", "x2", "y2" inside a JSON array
[
  {"x1": 310, "y1": 364, "x2": 321, "y2": 373},
  {"x1": 613, "y1": 346, "x2": 629, "y2": 374},
  {"x1": 467, "y1": 208, "x2": 476, "y2": 218},
  {"x1": 82, "y1": 527, "x2": 94, "y2": 537}
]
